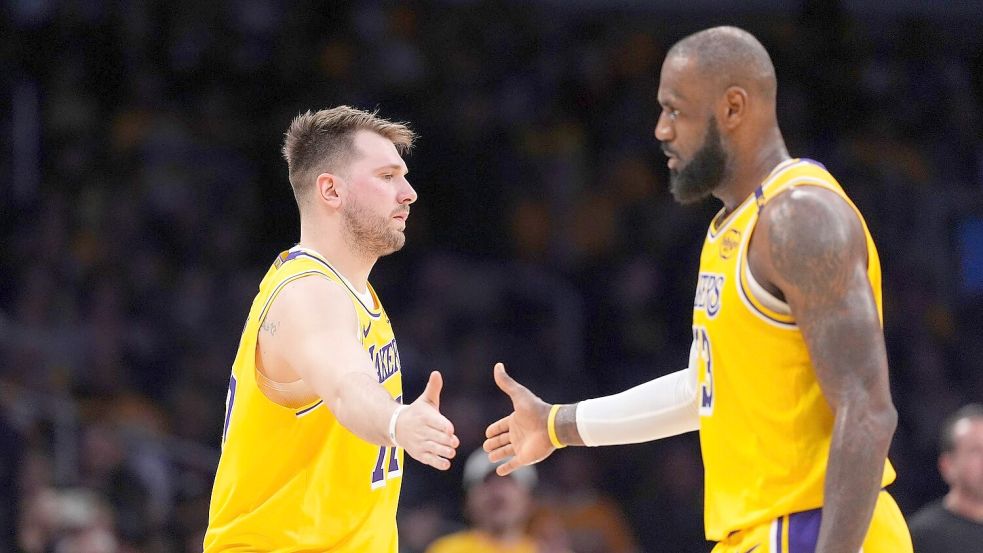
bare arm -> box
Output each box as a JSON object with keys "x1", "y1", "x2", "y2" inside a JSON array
[
  {"x1": 753, "y1": 186, "x2": 897, "y2": 553},
  {"x1": 262, "y1": 276, "x2": 458, "y2": 470}
]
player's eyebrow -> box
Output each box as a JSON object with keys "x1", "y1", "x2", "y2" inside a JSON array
[
  {"x1": 375, "y1": 163, "x2": 408, "y2": 175},
  {"x1": 659, "y1": 89, "x2": 686, "y2": 107}
]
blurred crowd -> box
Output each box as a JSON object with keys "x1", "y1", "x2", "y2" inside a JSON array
[{"x1": 2, "y1": 0, "x2": 983, "y2": 551}]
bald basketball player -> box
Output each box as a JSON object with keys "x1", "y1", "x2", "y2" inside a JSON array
[{"x1": 484, "y1": 26, "x2": 912, "y2": 553}]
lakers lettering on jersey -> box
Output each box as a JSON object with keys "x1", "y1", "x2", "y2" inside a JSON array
[
  {"x1": 692, "y1": 159, "x2": 899, "y2": 542},
  {"x1": 205, "y1": 246, "x2": 403, "y2": 552}
]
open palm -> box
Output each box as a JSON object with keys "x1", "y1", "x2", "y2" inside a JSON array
[{"x1": 483, "y1": 363, "x2": 556, "y2": 475}]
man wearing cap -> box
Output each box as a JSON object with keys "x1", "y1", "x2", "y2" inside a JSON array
[{"x1": 425, "y1": 449, "x2": 540, "y2": 553}]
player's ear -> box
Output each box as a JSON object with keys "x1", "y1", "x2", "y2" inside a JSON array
[
  {"x1": 721, "y1": 85, "x2": 748, "y2": 130},
  {"x1": 315, "y1": 173, "x2": 342, "y2": 209}
]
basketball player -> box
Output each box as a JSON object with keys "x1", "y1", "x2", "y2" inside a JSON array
[
  {"x1": 484, "y1": 27, "x2": 912, "y2": 553},
  {"x1": 205, "y1": 106, "x2": 459, "y2": 552}
]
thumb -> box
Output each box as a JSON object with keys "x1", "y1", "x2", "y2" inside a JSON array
[
  {"x1": 420, "y1": 370, "x2": 443, "y2": 408},
  {"x1": 493, "y1": 362, "x2": 521, "y2": 396}
]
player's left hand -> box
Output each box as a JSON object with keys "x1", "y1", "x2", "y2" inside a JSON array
[{"x1": 483, "y1": 362, "x2": 556, "y2": 475}]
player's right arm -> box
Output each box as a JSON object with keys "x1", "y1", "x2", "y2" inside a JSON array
[
  {"x1": 484, "y1": 362, "x2": 698, "y2": 475},
  {"x1": 261, "y1": 276, "x2": 459, "y2": 470}
]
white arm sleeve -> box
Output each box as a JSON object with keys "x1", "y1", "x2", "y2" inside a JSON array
[{"x1": 575, "y1": 365, "x2": 699, "y2": 446}]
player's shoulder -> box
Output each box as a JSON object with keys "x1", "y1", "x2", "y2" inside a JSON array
[
  {"x1": 267, "y1": 270, "x2": 355, "y2": 325},
  {"x1": 753, "y1": 183, "x2": 867, "y2": 291},
  {"x1": 759, "y1": 184, "x2": 863, "y2": 252}
]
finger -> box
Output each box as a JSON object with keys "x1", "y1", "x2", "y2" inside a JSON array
[
  {"x1": 420, "y1": 371, "x2": 443, "y2": 408},
  {"x1": 425, "y1": 454, "x2": 451, "y2": 471},
  {"x1": 493, "y1": 362, "x2": 523, "y2": 397},
  {"x1": 485, "y1": 415, "x2": 511, "y2": 439},
  {"x1": 428, "y1": 442, "x2": 457, "y2": 460},
  {"x1": 482, "y1": 432, "x2": 510, "y2": 452},
  {"x1": 422, "y1": 425, "x2": 459, "y2": 448},
  {"x1": 424, "y1": 412, "x2": 455, "y2": 436},
  {"x1": 496, "y1": 457, "x2": 523, "y2": 476},
  {"x1": 487, "y1": 443, "x2": 514, "y2": 463}
]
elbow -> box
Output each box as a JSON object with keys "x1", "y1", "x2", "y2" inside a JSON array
[
  {"x1": 859, "y1": 399, "x2": 898, "y2": 447},
  {"x1": 878, "y1": 401, "x2": 898, "y2": 438}
]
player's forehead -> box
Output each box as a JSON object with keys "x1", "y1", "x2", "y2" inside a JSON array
[
  {"x1": 351, "y1": 130, "x2": 407, "y2": 171},
  {"x1": 657, "y1": 54, "x2": 705, "y2": 106}
]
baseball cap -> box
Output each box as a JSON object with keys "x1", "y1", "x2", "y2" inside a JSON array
[{"x1": 462, "y1": 448, "x2": 538, "y2": 491}]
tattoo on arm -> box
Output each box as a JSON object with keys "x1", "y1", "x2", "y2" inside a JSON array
[
  {"x1": 261, "y1": 319, "x2": 279, "y2": 336},
  {"x1": 764, "y1": 187, "x2": 896, "y2": 553}
]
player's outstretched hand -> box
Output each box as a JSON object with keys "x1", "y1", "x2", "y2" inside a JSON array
[
  {"x1": 483, "y1": 362, "x2": 555, "y2": 476},
  {"x1": 397, "y1": 371, "x2": 459, "y2": 471}
]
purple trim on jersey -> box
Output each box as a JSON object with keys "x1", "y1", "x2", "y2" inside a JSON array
[
  {"x1": 283, "y1": 249, "x2": 305, "y2": 262},
  {"x1": 798, "y1": 158, "x2": 828, "y2": 171},
  {"x1": 222, "y1": 375, "x2": 237, "y2": 443},
  {"x1": 295, "y1": 399, "x2": 324, "y2": 417},
  {"x1": 787, "y1": 508, "x2": 822, "y2": 553},
  {"x1": 775, "y1": 515, "x2": 784, "y2": 553}
]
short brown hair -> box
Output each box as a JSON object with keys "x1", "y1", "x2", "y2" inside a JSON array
[{"x1": 281, "y1": 106, "x2": 415, "y2": 205}]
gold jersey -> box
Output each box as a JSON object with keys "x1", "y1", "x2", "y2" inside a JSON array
[
  {"x1": 205, "y1": 247, "x2": 404, "y2": 552},
  {"x1": 424, "y1": 530, "x2": 538, "y2": 553},
  {"x1": 692, "y1": 159, "x2": 896, "y2": 540}
]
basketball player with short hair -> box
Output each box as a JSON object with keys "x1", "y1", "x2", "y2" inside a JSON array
[
  {"x1": 205, "y1": 106, "x2": 459, "y2": 552},
  {"x1": 484, "y1": 27, "x2": 912, "y2": 553}
]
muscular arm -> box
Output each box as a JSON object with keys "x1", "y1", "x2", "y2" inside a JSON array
[
  {"x1": 261, "y1": 276, "x2": 457, "y2": 469},
  {"x1": 753, "y1": 186, "x2": 897, "y2": 553}
]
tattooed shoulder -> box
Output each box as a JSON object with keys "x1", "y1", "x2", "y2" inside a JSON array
[
  {"x1": 763, "y1": 187, "x2": 862, "y2": 298},
  {"x1": 261, "y1": 319, "x2": 280, "y2": 336}
]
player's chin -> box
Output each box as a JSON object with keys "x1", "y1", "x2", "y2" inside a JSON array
[{"x1": 382, "y1": 233, "x2": 407, "y2": 255}]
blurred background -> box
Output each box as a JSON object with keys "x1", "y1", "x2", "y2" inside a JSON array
[{"x1": 2, "y1": 0, "x2": 983, "y2": 551}]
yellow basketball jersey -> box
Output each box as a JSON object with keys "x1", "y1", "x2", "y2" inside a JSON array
[
  {"x1": 693, "y1": 159, "x2": 896, "y2": 540},
  {"x1": 204, "y1": 246, "x2": 404, "y2": 552}
]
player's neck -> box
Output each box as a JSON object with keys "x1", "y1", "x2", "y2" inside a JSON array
[
  {"x1": 944, "y1": 489, "x2": 983, "y2": 523},
  {"x1": 714, "y1": 137, "x2": 789, "y2": 213},
  {"x1": 297, "y1": 227, "x2": 374, "y2": 293}
]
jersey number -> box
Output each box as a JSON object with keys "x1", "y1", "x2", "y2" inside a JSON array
[
  {"x1": 693, "y1": 326, "x2": 714, "y2": 415},
  {"x1": 371, "y1": 395, "x2": 402, "y2": 489}
]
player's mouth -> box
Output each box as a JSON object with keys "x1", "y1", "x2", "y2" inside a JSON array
[
  {"x1": 393, "y1": 210, "x2": 409, "y2": 222},
  {"x1": 661, "y1": 145, "x2": 679, "y2": 169}
]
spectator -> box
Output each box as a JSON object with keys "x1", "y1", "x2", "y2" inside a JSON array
[
  {"x1": 534, "y1": 449, "x2": 639, "y2": 553},
  {"x1": 19, "y1": 487, "x2": 120, "y2": 553},
  {"x1": 425, "y1": 449, "x2": 544, "y2": 553},
  {"x1": 909, "y1": 404, "x2": 983, "y2": 552}
]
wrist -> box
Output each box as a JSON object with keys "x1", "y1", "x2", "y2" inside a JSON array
[
  {"x1": 548, "y1": 404, "x2": 567, "y2": 449},
  {"x1": 388, "y1": 404, "x2": 409, "y2": 448}
]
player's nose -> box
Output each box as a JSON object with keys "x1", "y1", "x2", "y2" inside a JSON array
[
  {"x1": 398, "y1": 178, "x2": 417, "y2": 205},
  {"x1": 655, "y1": 112, "x2": 674, "y2": 143}
]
